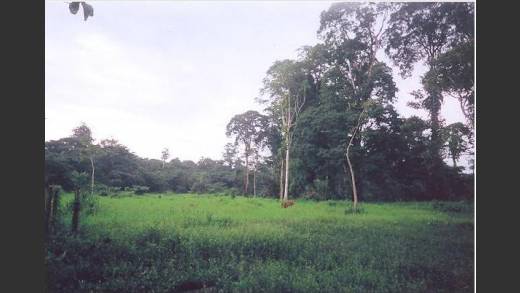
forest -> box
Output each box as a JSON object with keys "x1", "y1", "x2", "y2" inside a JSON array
[
  {"x1": 46, "y1": 2, "x2": 474, "y2": 203},
  {"x1": 45, "y1": 2, "x2": 475, "y2": 292}
]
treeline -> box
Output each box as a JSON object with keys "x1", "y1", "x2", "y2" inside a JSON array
[
  {"x1": 45, "y1": 2, "x2": 474, "y2": 201},
  {"x1": 45, "y1": 125, "x2": 264, "y2": 196}
]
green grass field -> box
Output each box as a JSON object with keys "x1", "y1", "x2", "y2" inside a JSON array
[{"x1": 46, "y1": 194, "x2": 474, "y2": 292}]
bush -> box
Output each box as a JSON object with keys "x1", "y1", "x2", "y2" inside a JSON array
[
  {"x1": 191, "y1": 181, "x2": 208, "y2": 194},
  {"x1": 133, "y1": 185, "x2": 150, "y2": 195},
  {"x1": 94, "y1": 184, "x2": 125, "y2": 197},
  {"x1": 82, "y1": 195, "x2": 100, "y2": 215}
]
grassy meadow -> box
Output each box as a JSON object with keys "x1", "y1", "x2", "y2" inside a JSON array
[{"x1": 46, "y1": 194, "x2": 474, "y2": 292}]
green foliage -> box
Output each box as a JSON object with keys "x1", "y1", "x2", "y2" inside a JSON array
[
  {"x1": 132, "y1": 185, "x2": 150, "y2": 195},
  {"x1": 46, "y1": 195, "x2": 474, "y2": 292},
  {"x1": 94, "y1": 184, "x2": 120, "y2": 196},
  {"x1": 65, "y1": 194, "x2": 99, "y2": 216},
  {"x1": 70, "y1": 171, "x2": 89, "y2": 189},
  {"x1": 81, "y1": 195, "x2": 100, "y2": 216}
]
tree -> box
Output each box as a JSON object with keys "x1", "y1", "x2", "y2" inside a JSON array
[
  {"x1": 344, "y1": 101, "x2": 369, "y2": 209},
  {"x1": 260, "y1": 60, "x2": 308, "y2": 202},
  {"x1": 319, "y1": 2, "x2": 396, "y2": 210},
  {"x1": 161, "y1": 148, "x2": 170, "y2": 169},
  {"x1": 441, "y1": 122, "x2": 471, "y2": 168},
  {"x1": 428, "y1": 2, "x2": 474, "y2": 127},
  {"x1": 70, "y1": 171, "x2": 89, "y2": 234},
  {"x1": 71, "y1": 123, "x2": 97, "y2": 195},
  {"x1": 385, "y1": 2, "x2": 474, "y2": 159},
  {"x1": 431, "y1": 41, "x2": 474, "y2": 127},
  {"x1": 226, "y1": 111, "x2": 269, "y2": 195},
  {"x1": 223, "y1": 143, "x2": 238, "y2": 168},
  {"x1": 96, "y1": 139, "x2": 144, "y2": 188},
  {"x1": 250, "y1": 131, "x2": 269, "y2": 197},
  {"x1": 45, "y1": 185, "x2": 61, "y2": 236}
]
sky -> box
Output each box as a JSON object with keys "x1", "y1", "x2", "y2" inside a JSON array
[{"x1": 45, "y1": 1, "x2": 469, "y2": 165}]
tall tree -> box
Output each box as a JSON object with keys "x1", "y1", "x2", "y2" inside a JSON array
[
  {"x1": 161, "y1": 148, "x2": 170, "y2": 169},
  {"x1": 71, "y1": 123, "x2": 97, "y2": 195},
  {"x1": 223, "y1": 143, "x2": 238, "y2": 168},
  {"x1": 432, "y1": 1, "x2": 474, "y2": 127},
  {"x1": 226, "y1": 110, "x2": 269, "y2": 195},
  {"x1": 385, "y1": 2, "x2": 474, "y2": 158},
  {"x1": 260, "y1": 60, "x2": 309, "y2": 202},
  {"x1": 441, "y1": 122, "x2": 471, "y2": 168},
  {"x1": 319, "y1": 2, "x2": 396, "y2": 209},
  {"x1": 250, "y1": 130, "x2": 269, "y2": 197},
  {"x1": 430, "y1": 41, "x2": 474, "y2": 127}
]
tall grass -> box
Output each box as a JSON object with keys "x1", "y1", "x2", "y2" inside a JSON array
[{"x1": 47, "y1": 194, "x2": 474, "y2": 292}]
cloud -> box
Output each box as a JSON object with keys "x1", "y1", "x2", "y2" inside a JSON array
[{"x1": 46, "y1": 1, "x2": 468, "y2": 165}]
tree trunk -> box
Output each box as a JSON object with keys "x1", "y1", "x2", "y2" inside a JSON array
[
  {"x1": 244, "y1": 151, "x2": 249, "y2": 195},
  {"x1": 345, "y1": 108, "x2": 366, "y2": 210},
  {"x1": 279, "y1": 158, "x2": 284, "y2": 201},
  {"x1": 452, "y1": 155, "x2": 458, "y2": 168},
  {"x1": 90, "y1": 156, "x2": 95, "y2": 195},
  {"x1": 346, "y1": 147, "x2": 358, "y2": 210},
  {"x1": 72, "y1": 189, "x2": 81, "y2": 234},
  {"x1": 50, "y1": 187, "x2": 60, "y2": 232},
  {"x1": 283, "y1": 142, "x2": 290, "y2": 201}
]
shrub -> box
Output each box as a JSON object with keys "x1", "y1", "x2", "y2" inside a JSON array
[
  {"x1": 191, "y1": 181, "x2": 208, "y2": 194},
  {"x1": 93, "y1": 184, "x2": 110, "y2": 196},
  {"x1": 81, "y1": 195, "x2": 100, "y2": 216},
  {"x1": 133, "y1": 185, "x2": 150, "y2": 195}
]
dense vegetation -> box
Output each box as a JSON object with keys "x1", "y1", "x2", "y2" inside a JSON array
[{"x1": 47, "y1": 194, "x2": 474, "y2": 292}]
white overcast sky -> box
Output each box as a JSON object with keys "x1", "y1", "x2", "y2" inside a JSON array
[{"x1": 45, "y1": 1, "x2": 468, "y2": 164}]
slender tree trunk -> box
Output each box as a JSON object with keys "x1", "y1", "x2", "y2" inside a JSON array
[
  {"x1": 346, "y1": 146, "x2": 358, "y2": 210},
  {"x1": 452, "y1": 155, "x2": 457, "y2": 168},
  {"x1": 244, "y1": 152, "x2": 249, "y2": 195},
  {"x1": 50, "y1": 187, "x2": 60, "y2": 233},
  {"x1": 283, "y1": 95, "x2": 291, "y2": 202},
  {"x1": 90, "y1": 156, "x2": 95, "y2": 195},
  {"x1": 342, "y1": 163, "x2": 350, "y2": 199},
  {"x1": 283, "y1": 142, "x2": 290, "y2": 201},
  {"x1": 72, "y1": 189, "x2": 81, "y2": 234},
  {"x1": 427, "y1": 63, "x2": 443, "y2": 162},
  {"x1": 345, "y1": 108, "x2": 366, "y2": 210},
  {"x1": 279, "y1": 158, "x2": 284, "y2": 201}
]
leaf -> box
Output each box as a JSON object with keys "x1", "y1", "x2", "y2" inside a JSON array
[
  {"x1": 69, "y1": 2, "x2": 80, "y2": 15},
  {"x1": 81, "y1": 2, "x2": 94, "y2": 21}
]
